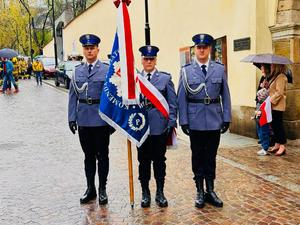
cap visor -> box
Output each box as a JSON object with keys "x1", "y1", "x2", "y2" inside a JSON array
[
  {"x1": 142, "y1": 56, "x2": 156, "y2": 58},
  {"x1": 196, "y1": 43, "x2": 210, "y2": 47},
  {"x1": 82, "y1": 43, "x2": 98, "y2": 47}
]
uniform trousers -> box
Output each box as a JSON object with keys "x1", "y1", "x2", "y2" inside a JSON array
[
  {"x1": 78, "y1": 126, "x2": 110, "y2": 186},
  {"x1": 189, "y1": 130, "x2": 220, "y2": 181},
  {"x1": 271, "y1": 110, "x2": 287, "y2": 145},
  {"x1": 137, "y1": 134, "x2": 167, "y2": 183}
]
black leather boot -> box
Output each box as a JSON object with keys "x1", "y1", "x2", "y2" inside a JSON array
[
  {"x1": 80, "y1": 177, "x2": 97, "y2": 204},
  {"x1": 98, "y1": 183, "x2": 108, "y2": 205},
  {"x1": 204, "y1": 179, "x2": 223, "y2": 207},
  {"x1": 195, "y1": 179, "x2": 205, "y2": 208},
  {"x1": 155, "y1": 180, "x2": 168, "y2": 207},
  {"x1": 141, "y1": 181, "x2": 151, "y2": 208}
]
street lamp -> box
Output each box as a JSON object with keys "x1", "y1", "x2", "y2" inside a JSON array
[
  {"x1": 51, "y1": 0, "x2": 58, "y2": 67},
  {"x1": 144, "y1": 0, "x2": 150, "y2": 45}
]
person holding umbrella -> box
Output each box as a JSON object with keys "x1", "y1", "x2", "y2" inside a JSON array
[
  {"x1": 268, "y1": 63, "x2": 288, "y2": 156},
  {"x1": 241, "y1": 54, "x2": 291, "y2": 156}
]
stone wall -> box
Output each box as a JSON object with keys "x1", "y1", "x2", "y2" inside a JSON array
[
  {"x1": 270, "y1": 0, "x2": 300, "y2": 139},
  {"x1": 230, "y1": 106, "x2": 257, "y2": 139}
]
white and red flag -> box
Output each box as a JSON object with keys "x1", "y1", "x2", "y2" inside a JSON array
[
  {"x1": 114, "y1": 0, "x2": 169, "y2": 118},
  {"x1": 116, "y1": 0, "x2": 137, "y2": 105},
  {"x1": 259, "y1": 96, "x2": 272, "y2": 126}
]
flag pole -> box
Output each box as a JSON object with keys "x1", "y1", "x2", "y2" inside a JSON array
[
  {"x1": 113, "y1": 0, "x2": 135, "y2": 208},
  {"x1": 127, "y1": 139, "x2": 134, "y2": 208},
  {"x1": 144, "y1": 0, "x2": 151, "y2": 45}
]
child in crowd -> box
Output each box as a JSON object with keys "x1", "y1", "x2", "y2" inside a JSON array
[{"x1": 253, "y1": 76, "x2": 271, "y2": 156}]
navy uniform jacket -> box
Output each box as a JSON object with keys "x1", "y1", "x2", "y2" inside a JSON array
[
  {"x1": 145, "y1": 70, "x2": 177, "y2": 135},
  {"x1": 68, "y1": 60, "x2": 109, "y2": 127},
  {"x1": 177, "y1": 60, "x2": 231, "y2": 130}
]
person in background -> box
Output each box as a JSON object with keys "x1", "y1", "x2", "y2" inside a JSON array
[
  {"x1": 254, "y1": 64, "x2": 272, "y2": 156},
  {"x1": 11, "y1": 57, "x2": 19, "y2": 82},
  {"x1": 268, "y1": 63, "x2": 288, "y2": 156},
  {"x1": 32, "y1": 59, "x2": 43, "y2": 85},
  {"x1": 27, "y1": 58, "x2": 32, "y2": 78},
  {"x1": 253, "y1": 75, "x2": 271, "y2": 156},
  {"x1": 0, "y1": 57, "x2": 18, "y2": 93},
  {"x1": 19, "y1": 57, "x2": 28, "y2": 76}
]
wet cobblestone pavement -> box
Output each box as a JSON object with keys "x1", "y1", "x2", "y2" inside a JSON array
[{"x1": 0, "y1": 80, "x2": 299, "y2": 225}]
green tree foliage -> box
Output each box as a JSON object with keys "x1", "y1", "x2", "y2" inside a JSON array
[
  {"x1": 0, "y1": 0, "x2": 97, "y2": 56},
  {"x1": 0, "y1": 0, "x2": 30, "y2": 54}
]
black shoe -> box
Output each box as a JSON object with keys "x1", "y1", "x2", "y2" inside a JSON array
[
  {"x1": 155, "y1": 190, "x2": 168, "y2": 207},
  {"x1": 204, "y1": 191, "x2": 223, "y2": 207},
  {"x1": 195, "y1": 179, "x2": 205, "y2": 208},
  {"x1": 141, "y1": 189, "x2": 151, "y2": 208},
  {"x1": 98, "y1": 189, "x2": 108, "y2": 205},
  {"x1": 205, "y1": 178, "x2": 223, "y2": 207},
  {"x1": 80, "y1": 187, "x2": 97, "y2": 204},
  {"x1": 195, "y1": 191, "x2": 205, "y2": 208},
  {"x1": 154, "y1": 179, "x2": 168, "y2": 207}
]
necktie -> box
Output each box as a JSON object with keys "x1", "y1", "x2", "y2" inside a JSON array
[
  {"x1": 88, "y1": 64, "x2": 92, "y2": 74},
  {"x1": 201, "y1": 65, "x2": 207, "y2": 76},
  {"x1": 147, "y1": 73, "x2": 151, "y2": 81}
]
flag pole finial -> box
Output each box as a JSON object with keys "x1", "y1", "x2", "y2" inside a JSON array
[{"x1": 113, "y1": 0, "x2": 131, "y2": 8}]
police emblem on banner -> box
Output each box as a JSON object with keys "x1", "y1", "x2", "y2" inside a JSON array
[{"x1": 128, "y1": 113, "x2": 146, "y2": 131}]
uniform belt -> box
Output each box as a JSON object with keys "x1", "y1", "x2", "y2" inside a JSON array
[
  {"x1": 188, "y1": 97, "x2": 220, "y2": 104},
  {"x1": 79, "y1": 98, "x2": 100, "y2": 104}
]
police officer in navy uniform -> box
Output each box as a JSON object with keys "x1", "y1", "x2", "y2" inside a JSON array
[
  {"x1": 137, "y1": 45, "x2": 177, "y2": 208},
  {"x1": 68, "y1": 34, "x2": 113, "y2": 205},
  {"x1": 177, "y1": 34, "x2": 231, "y2": 208}
]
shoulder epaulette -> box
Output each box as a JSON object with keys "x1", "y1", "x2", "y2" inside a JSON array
[
  {"x1": 160, "y1": 71, "x2": 171, "y2": 76},
  {"x1": 215, "y1": 61, "x2": 224, "y2": 66},
  {"x1": 75, "y1": 62, "x2": 84, "y2": 67},
  {"x1": 182, "y1": 63, "x2": 191, "y2": 68}
]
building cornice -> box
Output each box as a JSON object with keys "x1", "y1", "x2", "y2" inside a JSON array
[{"x1": 269, "y1": 23, "x2": 300, "y2": 40}]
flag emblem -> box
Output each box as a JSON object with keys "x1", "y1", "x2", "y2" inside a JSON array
[{"x1": 128, "y1": 113, "x2": 146, "y2": 131}]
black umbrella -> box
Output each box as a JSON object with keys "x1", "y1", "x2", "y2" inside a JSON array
[
  {"x1": 241, "y1": 54, "x2": 293, "y2": 84},
  {"x1": 0, "y1": 48, "x2": 18, "y2": 59},
  {"x1": 241, "y1": 53, "x2": 293, "y2": 64}
]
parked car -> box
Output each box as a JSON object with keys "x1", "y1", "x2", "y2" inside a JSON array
[
  {"x1": 55, "y1": 60, "x2": 82, "y2": 89},
  {"x1": 39, "y1": 57, "x2": 57, "y2": 79},
  {"x1": 34, "y1": 55, "x2": 46, "y2": 60}
]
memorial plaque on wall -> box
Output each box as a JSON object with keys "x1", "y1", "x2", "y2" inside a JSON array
[{"x1": 234, "y1": 37, "x2": 250, "y2": 51}]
